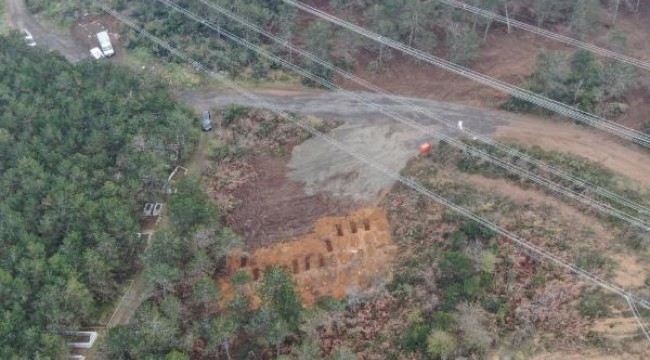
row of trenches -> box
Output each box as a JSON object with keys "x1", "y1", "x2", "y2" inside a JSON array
[
  {"x1": 335, "y1": 218, "x2": 371, "y2": 236},
  {"x1": 237, "y1": 251, "x2": 329, "y2": 281},
  {"x1": 233, "y1": 217, "x2": 373, "y2": 281}
]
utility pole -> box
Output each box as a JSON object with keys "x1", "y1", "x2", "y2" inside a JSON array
[
  {"x1": 612, "y1": 0, "x2": 620, "y2": 25},
  {"x1": 504, "y1": 3, "x2": 511, "y2": 34}
]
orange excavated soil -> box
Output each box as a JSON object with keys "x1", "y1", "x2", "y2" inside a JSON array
[{"x1": 219, "y1": 208, "x2": 397, "y2": 306}]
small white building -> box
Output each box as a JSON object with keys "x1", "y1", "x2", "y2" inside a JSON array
[{"x1": 63, "y1": 331, "x2": 98, "y2": 349}]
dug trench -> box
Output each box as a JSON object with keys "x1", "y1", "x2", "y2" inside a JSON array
[{"x1": 219, "y1": 208, "x2": 397, "y2": 306}]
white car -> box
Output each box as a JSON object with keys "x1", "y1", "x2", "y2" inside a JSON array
[{"x1": 23, "y1": 30, "x2": 36, "y2": 47}]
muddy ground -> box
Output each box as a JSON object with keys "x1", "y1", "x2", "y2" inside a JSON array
[{"x1": 222, "y1": 208, "x2": 396, "y2": 306}]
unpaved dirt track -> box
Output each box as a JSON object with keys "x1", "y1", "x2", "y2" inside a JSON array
[
  {"x1": 180, "y1": 89, "x2": 650, "y2": 200},
  {"x1": 5, "y1": 0, "x2": 88, "y2": 62},
  {"x1": 496, "y1": 118, "x2": 650, "y2": 188},
  {"x1": 180, "y1": 90, "x2": 507, "y2": 200}
]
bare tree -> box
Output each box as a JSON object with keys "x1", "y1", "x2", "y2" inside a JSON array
[{"x1": 455, "y1": 302, "x2": 495, "y2": 354}]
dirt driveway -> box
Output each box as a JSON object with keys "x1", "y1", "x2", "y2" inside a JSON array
[
  {"x1": 5, "y1": 0, "x2": 88, "y2": 62},
  {"x1": 179, "y1": 89, "x2": 650, "y2": 200}
]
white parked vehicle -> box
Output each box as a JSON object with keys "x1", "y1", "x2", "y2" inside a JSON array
[
  {"x1": 96, "y1": 31, "x2": 114, "y2": 57},
  {"x1": 90, "y1": 47, "x2": 104, "y2": 60},
  {"x1": 23, "y1": 30, "x2": 36, "y2": 47}
]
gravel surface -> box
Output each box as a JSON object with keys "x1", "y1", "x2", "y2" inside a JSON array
[
  {"x1": 179, "y1": 89, "x2": 509, "y2": 201},
  {"x1": 6, "y1": 0, "x2": 88, "y2": 62}
]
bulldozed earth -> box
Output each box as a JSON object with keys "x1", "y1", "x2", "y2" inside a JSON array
[
  {"x1": 198, "y1": 108, "x2": 355, "y2": 248},
  {"x1": 221, "y1": 207, "x2": 397, "y2": 306},
  {"x1": 192, "y1": 103, "x2": 650, "y2": 358}
]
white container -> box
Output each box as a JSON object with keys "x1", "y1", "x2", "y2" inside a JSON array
[{"x1": 90, "y1": 47, "x2": 104, "y2": 60}]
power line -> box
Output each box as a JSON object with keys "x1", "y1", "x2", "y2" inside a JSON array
[
  {"x1": 282, "y1": 0, "x2": 650, "y2": 148},
  {"x1": 438, "y1": 0, "x2": 650, "y2": 72},
  {"x1": 154, "y1": 0, "x2": 650, "y2": 231},
  {"x1": 94, "y1": 0, "x2": 650, "y2": 312},
  {"x1": 626, "y1": 296, "x2": 650, "y2": 343},
  {"x1": 193, "y1": 0, "x2": 650, "y2": 219}
]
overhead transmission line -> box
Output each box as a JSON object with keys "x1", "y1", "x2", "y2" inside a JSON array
[
  {"x1": 438, "y1": 0, "x2": 650, "y2": 72},
  {"x1": 92, "y1": 1, "x2": 650, "y2": 313},
  {"x1": 192, "y1": 0, "x2": 650, "y2": 220},
  {"x1": 155, "y1": 0, "x2": 650, "y2": 231},
  {"x1": 626, "y1": 296, "x2": 650, "y2": 342},
  {"x1": 282, "y1": 0, "x2": 650, "y2": 148}
]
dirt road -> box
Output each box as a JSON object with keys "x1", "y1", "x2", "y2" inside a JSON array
[
  {"x1": 5, "y1": 0, "x2": 88, "y2": 62},
  {"x1": 180, "y1": 89, "x2": 650, "y2": 200},
  {"x1": 180, "y1": 89, "x2": 506, "y2": 200}
]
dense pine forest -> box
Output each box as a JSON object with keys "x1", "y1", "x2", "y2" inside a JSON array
[{"x1": 0, "y1": 33, "x2": 198, "y2": 358}]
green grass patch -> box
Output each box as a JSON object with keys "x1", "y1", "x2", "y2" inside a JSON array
[
  {"x1": 123, "y1": 46, "x2": 303, "y2": 91},
  {"x1": 578, "y1": 287, "x2": 613, "y2": 319},
  {"x1": 575, "y1": 248, "x2": 613, "y2": 272},
  {"x1": 124, "y1": 47, "x2": 203, "y2": 89}
]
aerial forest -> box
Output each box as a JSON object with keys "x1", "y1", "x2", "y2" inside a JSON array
[{"x1": 0, "y1": 33, "x2": 198, "y2": 358}]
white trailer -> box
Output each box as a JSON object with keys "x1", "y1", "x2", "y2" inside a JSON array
[{"x1": 96, "y1": 31, "x2": 115, "y2": 57}]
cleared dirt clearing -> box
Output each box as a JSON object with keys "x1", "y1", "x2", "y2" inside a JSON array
[
  {"x1": 181, "y1": 89, "x2": 650, "y2": 196},
  {"x1": 225, "y1": 154, "x2": 355, "y2": 248},
  {"x1": 495, "y1": 115, "x2": 650, "y2": 187}
]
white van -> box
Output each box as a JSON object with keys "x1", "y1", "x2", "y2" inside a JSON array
[{"x1": 96, "y1": 31, "x2": 115, "y2": 57}]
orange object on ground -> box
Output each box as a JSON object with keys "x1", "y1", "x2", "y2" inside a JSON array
[{"x1": 420, "y1": 142, "x2": 431, "y2": 154}]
